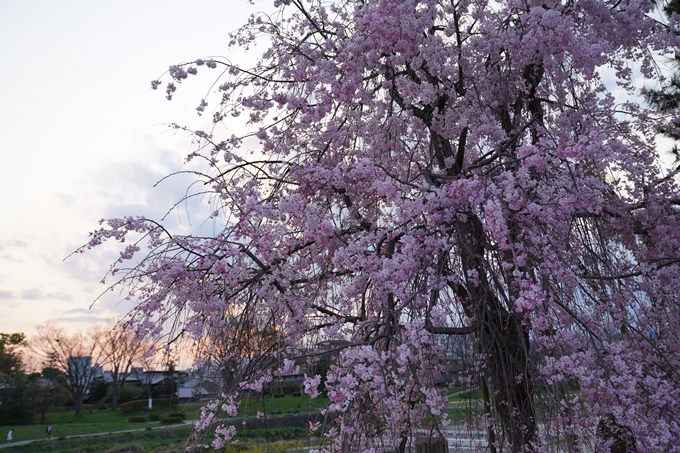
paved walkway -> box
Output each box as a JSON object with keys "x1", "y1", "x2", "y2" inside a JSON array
[{"x1": 0, "y1": 421, "x2": 193, "y2": 449}]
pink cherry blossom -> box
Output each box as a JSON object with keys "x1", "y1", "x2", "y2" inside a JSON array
[{"x1": 80, "y1": 0, "x2": 680, "y2": 451}]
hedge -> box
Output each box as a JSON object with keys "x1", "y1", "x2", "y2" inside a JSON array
[
  {"x1": 128, "y1": 416, "x2": 147, "y2": 423},
  {"x1": 160, "y1": 416, "x2": 184, "y2": 424}
]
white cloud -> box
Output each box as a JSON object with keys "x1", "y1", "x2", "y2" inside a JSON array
[
  {"x1": 20, "y1": 288, "x2": 44, "y2": 300},
  {"x1": 48, "y1": 315, "x2": 111, "y2": 325},
  {"x1": 19, "y1": 288, "x2": 72, "y2": 301}
]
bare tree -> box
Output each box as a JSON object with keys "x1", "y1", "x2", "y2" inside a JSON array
[
  {"x1": 31, "y1": 323, "x2": 106, "y2": 417},
  {"x1": 130, "y1": 344, "x2": 160, "y2": 402},
  {"x1": 195, "y1": 306, "x2": 281, "y2": 396},
  {"x1": 100, "y1": 320, "x2": 145, "y2": 410}
]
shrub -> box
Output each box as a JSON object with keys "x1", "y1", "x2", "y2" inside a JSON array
[
  {"x1": 160, "y1": 416, "x2": 184, "y2": 424},
  {"x1": 119, "y1": 400, "x2": 148, "y2": 413},
  {"x1": 109, "y1": 383, "x2": 144, "y2": 405},
  {"x1": 128, "y1": 415, "x2": 147, "y2": 423},
  {"x1": 148, "y1": 413, "x2": 160, "y2": 421},
  {"x1": 169, "y1": 412, "x2": 185, "y2": 419},
  {"x1": 88, "y1": 376, "x2": 109, "y2": 404},
  {"x1": 283, "y1": 383, "x2": 301, "y2": 394},
  {"x1": 97, "y1": 401, "x2": 108, "y2": 411},
  {"x1": 0, "y1": 404, "x2": 34, "y2": 425}
]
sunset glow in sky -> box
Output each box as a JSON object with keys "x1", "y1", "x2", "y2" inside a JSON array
[{"x1": 0, "y1": 0, "x2": 257, "y2": 337}]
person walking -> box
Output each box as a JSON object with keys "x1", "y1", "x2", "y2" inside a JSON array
[
  {"x1": 44, "y1": 424, "x2": 52, "y2": 440},
  {"x1": 6, "y1": 429, "x2": 13, "y2": 444}
]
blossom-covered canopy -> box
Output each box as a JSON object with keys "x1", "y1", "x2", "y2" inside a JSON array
[{"x1": 83, "y1": 0, "x2": 680, "y2": 451}]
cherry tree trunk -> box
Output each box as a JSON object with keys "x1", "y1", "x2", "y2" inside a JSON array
[{"x1": 458, "y1": 214, "x2": 536, "y2": 451}]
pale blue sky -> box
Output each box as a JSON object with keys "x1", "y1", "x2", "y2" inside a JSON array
[{"x1": 0, "y1": 0, "x2": 258, "y2": 336}]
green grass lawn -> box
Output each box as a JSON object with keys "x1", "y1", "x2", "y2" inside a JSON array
[
  {"x1": 239, "y1": 394, "x2": 329, "y2": 417},
  {"x1": 1, "y1": 409, "x2": 181, "y2": 443},
  {"x1": 0, "y1": 394, "x2": 330, "y2": 445},
  {"x1": 45, "y1": 409, "x2": 136, "y2": 424},
  {"x1": 172, "y1": 396, "x2": 329, "y2": 420},
  {"x1": 2, "y1": 427, "x2": 317, "y2": 453},
  {"x1": 3, "y1": 427, "x2": 191, "y2": 453},
  {"x1": 446, "y1": 385, "x2": 466, "y2": 394}
]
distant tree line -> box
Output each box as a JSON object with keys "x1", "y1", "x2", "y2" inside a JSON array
[
  {"x1": 0, "y1": 321, "x2": 179, "y2": 423},
  {"x1": 0, "y1": 333, "x2": 33, "y2": 424}
]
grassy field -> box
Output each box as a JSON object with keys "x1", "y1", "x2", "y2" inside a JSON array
[
  {"x1": 2, "y1": 427, "x2": 192, "y2": 453},
  {"x1": 0, "y1": 394, "x2": 329, "y2": 445},
  {"x1": 448, "y1": 388, "x2": 481, "y2": 402},
  {"x1": 0, "y1": 425, "x2": 312, "y2": 452},
  {"x1": 2, "y1": 391, "x2": 493, "y2": 444},
  {"x1": 2, "y1": 426, "x2": 318, "y2": 453},
  {"x1": 1, "y1": 413, "x2": 163, "y2": 443},
  {"x1": 239, "y1": 394, "x2": 329, "y2": 417}
]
